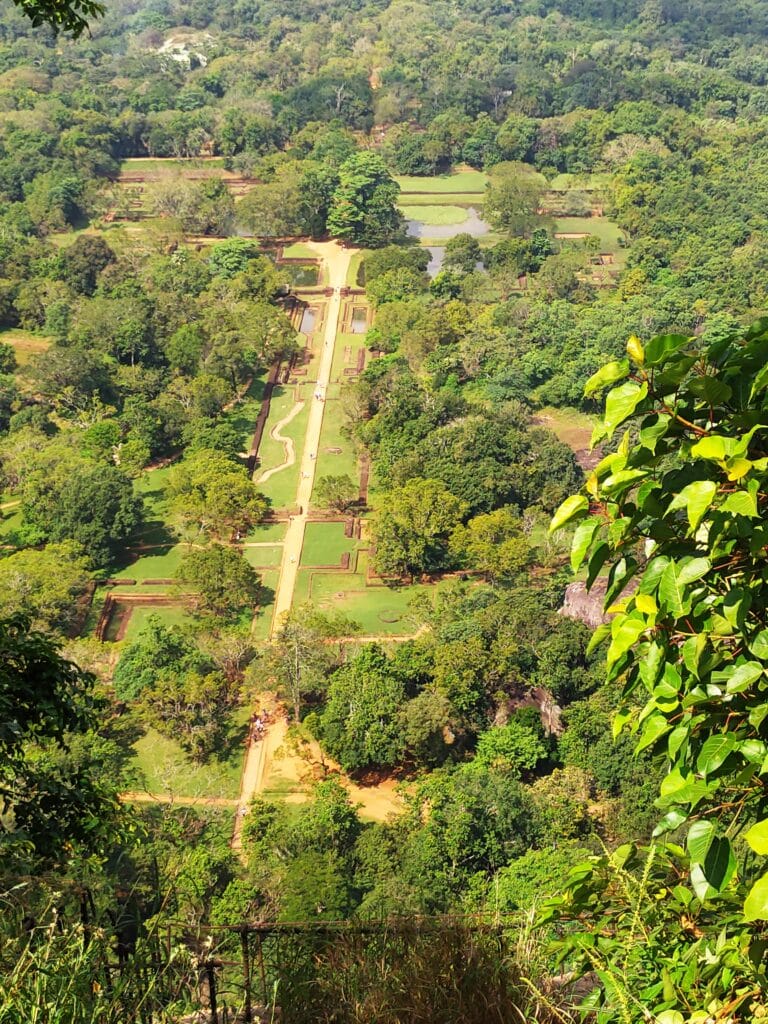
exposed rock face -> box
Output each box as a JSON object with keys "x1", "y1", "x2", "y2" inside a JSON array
[{"x1": 559, "y1": 579, "x2": 610, "y2": 629}]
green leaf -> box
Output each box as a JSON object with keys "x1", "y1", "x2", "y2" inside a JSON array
[
  {"x1": 603, "y1": 380, "x2": 649, "y2": 436},
  {"x1": 744, "y1": 872, "x2": 768, "y2": 921},
  {"x1": 677, "y1": 557, "x2": 711, "y2": 586},
  {"x1": 550, "y1": 494, "x2": 589, "y2": 533},
  {"x1": 601, "y1": 468, "x2": 648, "y2": 495},
  {"x1": 607, "y1": 616, "x2": 646, "y2": 667},
  {"x1": 696, "y1": 734, "x2": 735, "y2": 776},
  {"x1": 583, "y1": 359, "x2": 630, "y2": 398},
  {"x1": 667, "y1": 480, "x2": 718, "y2": 531},
  {"x1": 724, "y1": 662, "x2": 763, "y2": 695},
  {"x1": 745, "y1": 820, "x2": 768, "y2": 855},
  {"x1": 570, "y1": 518, "x2": 600, "y2": 573},
  {"x1": 586, "y1": 623, "x2": 611, "y2": 655},
  {"x1": 652, "y1": 809, "x2": 687, "y2": 837},
  {"x1": 687, "y1": 819, "x2": 716, "y2": 864},
  {"x1": 635, "y1": 713, "x2": 671, "y2": 753},
  {"x1": 644, "y1": 333, "x2": 690, "y2": 366},
  {"x1": 690, "y1": 435, "x2": 733, "y2": 461},
  {"x1": 721, "y1": 489, "x2": 758, "y2": 518},
  {"x1": 750, "y1": 631, "x2": 768, "y2": 661},
  {"x1": 658, "y1": 563, "x2": 685, "y2": 617},
  {"x1": 639, "y1": 413, "x2": 671, "y2": 453}
]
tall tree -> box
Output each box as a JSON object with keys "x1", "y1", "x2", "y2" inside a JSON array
[{"x1": 327, "y1": 153, "x2": 403, "y2": 248}]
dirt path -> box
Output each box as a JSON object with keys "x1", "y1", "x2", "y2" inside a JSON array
[
  {"x1": 255, "y1": 400, "x2": 304, "y2": 484},
  {"x1": 232, "y1": 243, "x2": 354, "y2": 854},
  {"x1": 268, "y1": 242, "x2": 353, "y2": 631}
]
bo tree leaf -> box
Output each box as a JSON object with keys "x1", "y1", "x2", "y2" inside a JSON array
[
  {"x1": 744, "y1": 819, "x2": 768, "y2": 855},
  {"x1": 644, "y1": 333, "x2": 691, "y2": 366},
  {"x1": 744, "y1": 872, "x2": 768, "y2": 921},
  {"x1": 550, "y1": 494, "x2": 589, "y2": 533}
]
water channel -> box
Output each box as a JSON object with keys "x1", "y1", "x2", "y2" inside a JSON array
[{"x1": 405, "y1": 206, "x2": 491, "y2": 277}]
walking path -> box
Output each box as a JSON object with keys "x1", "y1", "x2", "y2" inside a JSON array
[
  {"x1": 233, "y1": 242, "x2": 353, "y2": 852},
  {"x1": 255, "y1": 400, "x2": 304, "y2": 484},
  {"x1": 266, "y1": 241, "x2": 352, "y2": 630}
]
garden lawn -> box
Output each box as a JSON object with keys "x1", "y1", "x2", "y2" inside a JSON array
[
  {"x1": 398, "y1": 204, "x2": 470, "y2": 225},
  {"x1": 252, "y1": 568, "x2": 280, "y2": 640},
  {"x1": 400, "y1": 192, "x2": 485, "y2": 206},
  {"x1": 282, "y1": 242, "x2": 316, "y2": 259},
  {"x1": 293, "y1": 562, "x2": 454, "y2": 635},
  {"x1": 300, "y1": 522, "x2": 356, "y2": 567},
  {"x1": 0, "y1": 506, "x2": 23, "y2": 544},
  {"x1": 312, "y1": 386, "x2": 360, "y2": 496},
  {"x1": 115, "y1": 543, "x2": 187, "y2": 582},
  {"x1": 243, "y1": 544, "x2": 283, "y2": 568},
  {"x1": 394, "y1": 170, "x2": 487, "y2": 193},
  {"x1": 119, "y1": 157, "x2": 227, "y2": 175},
  {"x1": 1, "y1": 328, "x2": 51, "y2": 366},
  {"x1": 246, "y1": 521, "x2": 287, "y2": 543},
  {"x1": 128, "y1": 708, "x2": 249, "y2": 800},
  {"x1": 122, "y1": 603, "x2": 194, "y2": 640},
  {"x1": 255, "y1": 382, "x2": 312, "y2": 510},
  {"x1": 554, "y1": 216, "x2": 625, "y2": 250}
]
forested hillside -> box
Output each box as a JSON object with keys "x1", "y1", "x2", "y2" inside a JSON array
[{"x1": 3, "y1": 0, "x2": 768, "y2": 1020}]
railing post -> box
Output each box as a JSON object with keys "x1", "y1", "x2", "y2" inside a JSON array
[{"x1": 241, "y1": 928, "x2": 253, "y2": 1023}]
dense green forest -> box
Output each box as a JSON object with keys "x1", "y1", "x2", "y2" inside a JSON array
[{"x1": 4, "y1": 0, "x2": 768, "y2": 1019}]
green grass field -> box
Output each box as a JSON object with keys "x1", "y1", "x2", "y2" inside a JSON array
[
  {"x1": 554, "y1": 216, "x2": 625, "y2": 250},
  {"x1": 122, "y1": 603, "x2": 193, "y2": 640},
  {"x1": 395, "y1": 170, "x2": 487, "y2": 193},
  {"x1": 312, "y1": 385, "x2": 361, "y2": 494},
  {"x1": 252, "y1": 568, "x2": 280, "y2": 639},
  {"x1": 282, "y1": 242, "x2": 316, "y2": 259},
  {"x1": 120, "y1": 157, "x2": 227, "y2": 175},
  {"x1": 301, "y1": 522, "x2": 356, "y2": 567},
  {"x1": 113, "y1": 543, "x2": 187, "y2": 581},
  {"x1": 291, "y1": 556, "x2": 454, "y2": 635},
  {"x1": 400, "y1": 192, "x2": 485, "y2": 206},
  {"x1": 254, "y1": 382, "x2": 312, "y2": 510},
  {"x1": 246, "y1": 521, "x2": 287, "y2": 543},
  {"x1": 242, "y1": 543, "x2": 283, "y2": 568},
  {"x1": 399, "y1": 204, "x2": 470, "y2": 225},
  {"x1": 128, "y1": 707, "x2": 248, "y2": 800}
]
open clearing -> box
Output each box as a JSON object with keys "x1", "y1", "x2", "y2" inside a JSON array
[
  {"x1": 395, "y1": 170, "x2": 487, "y2": 193},
  {"x1": 399, "y1": 204, "x2": 470, "y2": 225},
  {"x1": 2, "y1": 328, "x2": 51, "y2": 365}
]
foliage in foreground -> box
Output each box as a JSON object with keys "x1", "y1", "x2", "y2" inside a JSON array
[{"x1": 550, "y1": 319, "x2": 768, "y2": 1018}]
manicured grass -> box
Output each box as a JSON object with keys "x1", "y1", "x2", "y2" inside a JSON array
[
  {"x1": 243, "y1": 543, "x2": 283, "y2": 568},
  {"x1": 122, "y1": 603, "x2": 193, "y2": 640},
  {"x1": 301, "y1": 522, "x2": 355, "y2": 567},
  {"x1": 293, "y1": 560, "x2": 454, "y2": 635},
  {"x1": 1, "y1": 328, "x2": 52, "y2": 367},
  {"x1": 0, "y1": 506, "x2": 23, "y2": 544},
  {"x1": 120, "y1": 157, "x2": 227, "y2": 175},
  {"x1": 395, "y1": 170, "x2": 488, "y2": 193},
  {"x1": 399, "y1": 204, "x2": 470, "y2": 225},
  {"x1": 554, "y1": 216, "x2": 625, "y2": 250},
  {"x1": 400, "y1": 192, "x2": 485, "y2": 206},
  {"x1": 346, "y1": 251, "x2": 367, "y2": 287},
  {"x1": 252, "y1": 569, "x2": 280, "y2": 640},
  {"x1": 254, "y1": 382, "x2": 312, "y2": 510},
  {"x1": 114, "y1": 543, "x2": 187, "y2": 581},
  {"x1": 282, "y1": 242, "x2": 316, "y2": 259},
  {"x1": 246, "y1": 520, "x2": 287, "y2": 543},
  {"x1": 331, "y1": 333, "x2": 367, "y2": 382},
  {"x1": 128, "y1": 708, "x2": 249, "y2": 800},
  {"x1": 312, "y1": 385, "x2": 360, "y2": 495}
]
